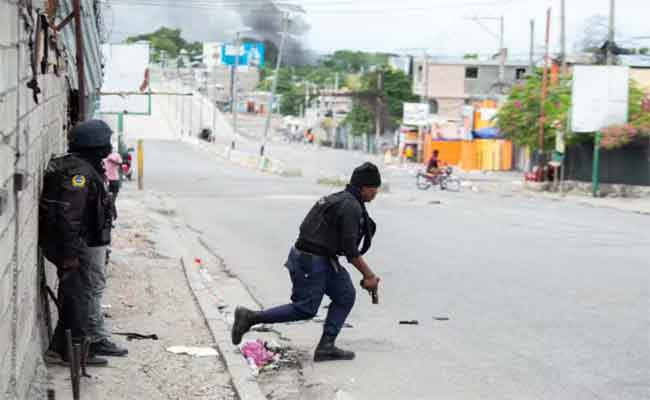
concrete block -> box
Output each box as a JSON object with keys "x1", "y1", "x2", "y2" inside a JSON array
[
  {"x1": 0, "y1": 143, "x2": 15, "y2": 185},
  {"x1": 15, "y1": 332, "x2": 43, "y2": 400},
  {"x1": 0, "y1": 2, "x2": 18, "y2": 48},
  {"x1": 0, "y1": 261, "x2": 14, "y2": 325},
  {"x1": 0, "y1": 331, "x2": 11, "y2": 398},
  {"x1": 0, "y1": 90, "x2": 18, "y2": 138},
  {"x1": 0, "y1": 48, "x2": 17, "y2": 95}
]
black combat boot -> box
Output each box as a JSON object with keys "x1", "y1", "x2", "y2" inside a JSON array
[
  {"x1": 91, "y1": 338, "x2": 128, "y2": 357},
  {"x1": 314, "y1": 334, "x2": 355, "y2": 362},
  {"x1": 231, "y1": 306, "x2": 258, "y2": 345}
]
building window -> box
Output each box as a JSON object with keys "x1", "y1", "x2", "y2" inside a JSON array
[
  {"x1": 516, "y1": 68, "x2": 527, "y2": 80},
  {"x1": 429, "y1": 99, "x2": 439, "y2": 114},
  {"x1": 465, "y1": 67, "x2": 479, "y2": 79}
]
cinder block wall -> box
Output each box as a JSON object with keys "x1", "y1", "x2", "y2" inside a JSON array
[{"x1": 1, "y1": 1, "x2": 69, "y2": 398}]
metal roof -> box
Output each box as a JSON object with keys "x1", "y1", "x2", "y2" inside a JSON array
[{"x1": 58, "y1": 0, "x2": 104, "y2": 96}]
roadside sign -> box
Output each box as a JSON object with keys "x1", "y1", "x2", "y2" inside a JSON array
[
  {"x1": 221, "y1": 42, "x2": 265, "y2": 68},
  {"x1": 571, "y1": 66, "x2": 629, "y2": 133},
  {"x1": 403, "y1": 103, "x2": 429, "y2": 126}
]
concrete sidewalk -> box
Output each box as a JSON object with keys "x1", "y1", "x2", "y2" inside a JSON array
[{"x1": 47, "y1": 185, "x2": 236, "y2": 399}]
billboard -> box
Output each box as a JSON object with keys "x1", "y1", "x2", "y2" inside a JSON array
[
  {"x1": 403, "y1": 103, "x2": 430, "y2": 126},
  {"x1": 571, "y1": 66, "x2": 629, "y2": 133},
  {"x1": 203, "y1": 42, "x2": 223, "y2": 68},
  {"x1": 221, "y1": 42, "x2": 265, "y2": 68}
]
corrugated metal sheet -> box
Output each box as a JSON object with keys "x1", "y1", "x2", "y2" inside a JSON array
[{"x1": 58, "y1": 0, "x2": 104, "y2": 116}]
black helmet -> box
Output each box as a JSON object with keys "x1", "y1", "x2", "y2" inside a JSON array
[{"x1": 68, "y1": 119, "x2": 113, "y2": 151}]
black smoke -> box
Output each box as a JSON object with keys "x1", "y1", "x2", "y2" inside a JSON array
[{"x1": 237, "y1": 2, "x2": 312, "y2": 66}]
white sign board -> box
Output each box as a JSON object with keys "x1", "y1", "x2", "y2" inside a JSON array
[
  {"x1": 101, "y1": 43, "x2": 151, "y2": 114},
  {"x1": 403, "y1": 103, "x2": 430, "y2": 126},
  {"x1": 571, "y1": 66, "x2": 629, "y2": 133}
]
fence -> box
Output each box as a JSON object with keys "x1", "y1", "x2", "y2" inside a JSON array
[{"x1": 565, "y1": 138, "x2": 650, "y2": 186}]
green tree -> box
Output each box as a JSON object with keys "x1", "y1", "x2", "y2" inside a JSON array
[
  {"x1": 496, "y1": 73, "x2": 571, "y2": 151},
  {"x1": 497, "y1": 73, "x2": 650, "y2": 150},
  {"x1": 127, "y1": 27, "x2": 195, "y2": 62},
  {"x1": 345, "y1": 102, "x2": 374, "y2": 136}
]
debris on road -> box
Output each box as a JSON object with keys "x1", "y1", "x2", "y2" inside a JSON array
[
  {"x1": 399, "y1": 320, "x2": 419, "y2": 325},
  {"x1": 429, "y1": 200, "x2": 442, "y2": 205},
  {"x1": 433, "y1": 317, "x2": 450, "y2": 321},
  {"x1": 240, "y1": 340, "x2": 278, "y2": 376},
  {"x1": 251, "y1": 325, "x2": 273, "y2": 333},
  {"x1": 166, "y1": 346, "x2": 219, "y2": 357},
  {"x1": 113, "y1": 332, "x2": 159, "y2": 341}
]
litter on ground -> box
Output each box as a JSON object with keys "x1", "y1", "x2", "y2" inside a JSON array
[{"x1": 166, "y1": 346, "x2": 219, "y2": 357}]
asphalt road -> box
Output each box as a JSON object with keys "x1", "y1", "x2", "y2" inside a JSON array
[{"x1": 137, "y1": 137, "x2": 649, "y2": 400}]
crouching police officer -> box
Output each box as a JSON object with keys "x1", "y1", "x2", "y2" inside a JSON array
[
  {"x1": 232, "y1": 162, "x2": 382, "y2": 362},
  {"x1": 42, "y1": 120, "x2": 127, "y2": 366}
]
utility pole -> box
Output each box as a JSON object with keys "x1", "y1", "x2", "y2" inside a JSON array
[
  {"x1": 231, "y1": 32, "x2": 243, "y2": 137},
  {"x1": 529, "y1": 19, "x2": 535, "y2": 74},
  {"x1": 499, "y1": 15, "x2": 505, "y2": 85},
  {"x1": 538, "y1": 7, "x2": 552, "y2": 176},
  {"x1": 261, "y1": 12, "x2": 289, "y2": 157},
  {"x1": 375, "y1": 70, "x2": 383, "y2": 153},
  {"x1": 304, "y1": 81, "x2": 309, "y2": 118},
  {"x1": 560, "y1": 0, "x2": 568, "y2": 74},
  {"x1": 423, "y1": 52, "x2": 429, "y2": 106},
  {"x1": 607, "y1": 0, "x2": 616, "y2": 65}
]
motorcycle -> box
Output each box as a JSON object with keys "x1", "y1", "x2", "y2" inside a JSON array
[{"x1": 416, "y1": 166, "x2": 461, "y2": 191}]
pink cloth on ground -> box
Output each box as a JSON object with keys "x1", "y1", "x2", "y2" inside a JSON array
[{"x1": 104, "y1": 152, "x2": 123, "y2": 181}]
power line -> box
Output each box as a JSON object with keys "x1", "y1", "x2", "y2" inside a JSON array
[{"x1": 105, "y1": 0, "x2": 517, "y2": 14}]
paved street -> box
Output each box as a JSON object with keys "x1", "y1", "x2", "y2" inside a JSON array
[{"x1": 134, "y1": 125, "x2": 649, "y2": 399}]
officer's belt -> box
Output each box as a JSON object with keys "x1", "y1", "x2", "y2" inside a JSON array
[{"x1": 291, "y1": 247, "x2": 342, "y2": 273}]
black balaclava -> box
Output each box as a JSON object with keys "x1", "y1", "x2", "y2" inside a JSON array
[{"x1": 76, "y1": 145, "x2": 112, "y2": 176}]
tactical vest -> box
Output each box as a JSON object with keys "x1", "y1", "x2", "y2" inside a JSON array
[
  {"x1": 39, "y1": 155, "x2": 113, "y2": 264},
  {"x1": 298, "y1": 191, "x2": 376, "y2": 257}
]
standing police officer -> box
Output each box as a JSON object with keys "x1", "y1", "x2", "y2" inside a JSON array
[
  {"x1": 231, "y1": 162, "x2": 382, "y2": 362},
  {"x1": 42, "y1": 120, "x2": 127, "y2": 365}
]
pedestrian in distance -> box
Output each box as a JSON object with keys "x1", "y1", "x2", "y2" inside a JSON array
[
  {"x1": 40, "y1": 120, "x2": 128, "y2": 367},
  {"x1": 232, "y1": 162, "x2": 382, "y2": 362},
  {"x1": 103, "y1": 150, "x2": 122, "y2": 220}
]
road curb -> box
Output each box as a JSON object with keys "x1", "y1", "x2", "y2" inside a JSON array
[
  {"x1": 180, "y1": 255, "x2": 266, "y2": 400},
  {"x1": 180, "y1": 136, "x2": 303, "y2": 178},
  {"x1": 316, "y1": 175, "x2": 391, "y2": 193}
]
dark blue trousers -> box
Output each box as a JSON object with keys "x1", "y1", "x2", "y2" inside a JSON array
[{"x1": 255, "y1": 247, "x2": 356, "y2": 337}]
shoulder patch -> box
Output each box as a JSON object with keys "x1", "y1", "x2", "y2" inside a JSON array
[{"x1": 71, "y1": 175, "x2": 87, "y2": 188}]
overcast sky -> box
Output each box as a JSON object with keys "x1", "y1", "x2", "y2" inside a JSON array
[{"x1": 109, "y1": 0, "x2": 650, "y2": 59}]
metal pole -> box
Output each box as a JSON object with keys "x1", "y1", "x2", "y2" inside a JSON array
[
  {"x1": 538, "y1": 7, "x2": 551, "y2": 176},
  {"x1": 499, "y1": 15, "x2": 505, "y2": 85},
  {"x1": 560, "y1": 0, "x2": 569, "y2": 76},
  {"x1": 181, "y1": 81, "x2": 185, "y2": 136},
  {"x1": 261, "y1": 13, "x2": 289, "y2": 157},
  {"x1": 592, "y1": 131, "x2": 602, "y2": 196},
  {"x1": 375, "y1": 70, "x2": 383, "y2": 155},
  {"x1": 189, "y1": 92, "x2": 193, "y2": 137},
  {"x1": 232, "y1": 33, "x2": 241, "y2": 138},
  {"x1": 529, "y1": 20, "x2": 535, "y2": 75},
  {"x1": 304, "y1": 81, "x2": 309, "y2": 118},
  {"x1": 137, "y1": 139, "x2": 144, "y2": 190},
  {"x1": 423, "y1": 52, "x2": 429, "y2": 105},
  {"x1": 72, "y1": 0, "x2": 86, "y2": 121},
  {"x1": 607, "y1": 0, "x2": 615, "y2": 65}
]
